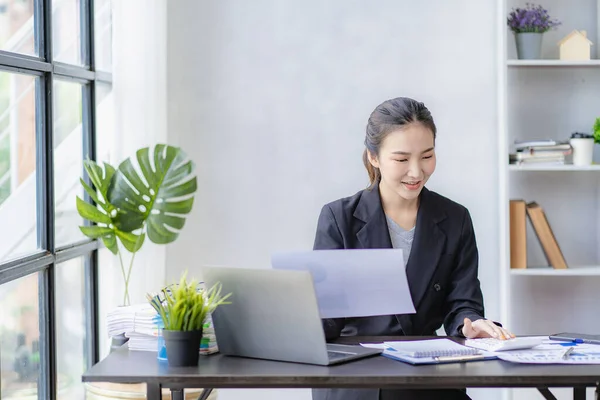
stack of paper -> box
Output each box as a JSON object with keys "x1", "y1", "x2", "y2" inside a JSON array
[
  {"x1": 127, "y1": 331, "x2": 160, "y2": 351},
  {"x1": 361, "y1": 337, "x2": 600, "y2": 365},
  {"x1": 106, "y1": 303, "x2": 160, "y2": 352},
  {"x1": 494, "y1": 339, "x2": 600, "y2": 364}
]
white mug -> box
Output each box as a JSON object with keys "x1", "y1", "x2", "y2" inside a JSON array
[{"x1": 570, "y1": 137, "x2": 595, "y2": 166}]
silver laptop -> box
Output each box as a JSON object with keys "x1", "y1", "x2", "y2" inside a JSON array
[{"x1": 201, "y1": 266, "x2": 382, "y2": 366}]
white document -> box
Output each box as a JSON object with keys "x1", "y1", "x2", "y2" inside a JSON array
[
  {"x1": 270, "y1": 249, "x2": 416, "y2": 319},
  {"x1": 494, "y1": 342, "x2": 600, "y2": 364},
  {"x1": 495, "y1": 348, "x2": 600, "y2": 364}
]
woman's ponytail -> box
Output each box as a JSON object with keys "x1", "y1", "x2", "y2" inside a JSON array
[{"x1": 362, "y1": 149, "x2": 380, "y2": 189}]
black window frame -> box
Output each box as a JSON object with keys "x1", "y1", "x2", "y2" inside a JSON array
[{"x1": 0, "y1": 1, "x2": 111, "y2": 399}]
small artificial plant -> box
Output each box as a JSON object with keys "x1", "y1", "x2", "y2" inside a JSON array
[
  {"x1": 507, "y1": 3, "x2": 561, "y2": 34},
  {"x1": 593, "y1": 117, "x2": 600, "y2": 144},
  {"x1": 147, "y1": 271, "x2": 232, "y2": 332},
  {"x1": 76, "y1": 144, "x2": 197, "y2": 306}
]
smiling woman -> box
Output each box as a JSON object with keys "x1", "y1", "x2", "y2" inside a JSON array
[{"x1": 312, "y1": 97, "x2": 514, "y2": 400}]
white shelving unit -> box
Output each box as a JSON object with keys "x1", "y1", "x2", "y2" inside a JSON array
[
  {"x1": 510, "y1": 266, "x2": 600, "y2": 276},
  {"x1": 509, "y1": 164, "x2": 600, "y2": 171},
  {"x1": 499, "y1": 1, "x2": 600, "y2": 399},
  {"x1": 508, "y1": 59, "x2": 600, "y2": 66}
]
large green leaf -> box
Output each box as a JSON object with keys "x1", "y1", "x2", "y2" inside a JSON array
[
  {"x1": 115, "y1": 230, "x2": 146, "y2": 253},
  {"x1": 83, "y1": 160, "x2": 116, "y2": 213},
  {"x1": 108, "y1": 144, "x2": 197, "y2": 244},
  {"x1": 77, "y1": 160, "x2": 145, "y2": 254},
  {"x1": 79, "y1": 226, "x2": 119, "y2": 255},
  {"x1": 76, "y1": 197, "x2": 111, "y2": 225}
]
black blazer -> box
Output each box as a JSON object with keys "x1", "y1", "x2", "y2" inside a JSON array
[{"x1": 313, "y1": 183, "x2": 485, "y2": 339}]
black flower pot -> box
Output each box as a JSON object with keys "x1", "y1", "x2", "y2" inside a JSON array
[{"x1": 163, "y1": 329, "x2": 202, "y2": 367}]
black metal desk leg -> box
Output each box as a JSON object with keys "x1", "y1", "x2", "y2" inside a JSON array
[
  {"x1": 197, "y1": 388, "x2": 214, "y2": 400},
  {"x1": 146, "y1": 382, "x2": 162, "y2": 400},
  {"x1": 537, "y1": 388, "x2": 558, "y2": 400},
  {"x1": 171, "y1": 388, "x2": 184, "y2": 400},
  {"x1": 573, "y1": 387, "x2": 586, "y2": 400}
]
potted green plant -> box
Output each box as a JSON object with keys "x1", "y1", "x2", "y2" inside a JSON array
[
  {"x1": 147, "y1": 272, "x2": 231, "y2": 367},
  {"x1": 76, "y1": 144, "x2": 197, "y2": 307},
  {"x1": 593, "y1": 117, "x2": 600, "y2": 144},
  {"x1": 507, "y1": 3, "x2": 561, "y2": 59}
]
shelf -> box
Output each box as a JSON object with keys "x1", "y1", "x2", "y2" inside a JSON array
[
  {"x1": 511, "y1": 266, "x2": 600, "y2": 276},
  {"x1": 507, "y1": 60, "x2": 600, "y2": 67},
  {"x1": 509, "y1": 164, "x2": 600, "y2": 171}
]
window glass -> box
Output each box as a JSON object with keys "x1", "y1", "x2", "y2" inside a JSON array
[
  {"x1": 95, "y1": 0, "x2": 112, "y2": 71},
  {"x1": 53, "y1": 0, "x2": 82, "y2": 65},
  {"x1": 54, "y1": 80, "x2": 85, "y2": 247},
  {"x1": 55, "y1": 256, "x2": 87, "y2": 399},
  {"x1": 0, "y1": 0, "x2": 36, "y2": 56},
  {"x1": 0, "y1": 71, "x2": 38, "y2": 262},
  {"x1": 0, "y1": 273, "x2": 41, "y2": 398}
]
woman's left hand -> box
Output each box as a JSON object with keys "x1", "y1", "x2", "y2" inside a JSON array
[{"x1": 462, "y1": 317, "x2": 515, "y2": 340}]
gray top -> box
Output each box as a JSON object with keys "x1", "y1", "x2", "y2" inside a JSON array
[
  {"x1": 336, "y1": 216, "x2": 414, "y2": 339},
  {"x1": 385, "y1": 215, "x2": 414, "y2": 266}
]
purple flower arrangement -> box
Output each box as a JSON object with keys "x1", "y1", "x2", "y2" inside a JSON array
[{"x1": 507, "y1": 3, "x2": 561, "y2": 34}]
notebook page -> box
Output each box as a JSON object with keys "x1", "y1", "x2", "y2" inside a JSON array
[{"x1": 383, "y1": 339, "x2": 479, "y2": 358}]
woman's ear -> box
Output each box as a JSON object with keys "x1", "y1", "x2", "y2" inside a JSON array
[{"x1": 367, "y1": 150, "x2": 380, "y2": 169}]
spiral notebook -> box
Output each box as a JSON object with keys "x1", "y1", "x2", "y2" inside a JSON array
[{"x1": 380, "y1": 339, "x2": 497, "y2": 365}]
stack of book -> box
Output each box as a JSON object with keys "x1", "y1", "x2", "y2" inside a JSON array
[
  {"x1": 510, "y1": 139, "x2": 572, "y2": 165},
  {"x1": 200, "y1": 314, "x2": 219, "y2": 355}
]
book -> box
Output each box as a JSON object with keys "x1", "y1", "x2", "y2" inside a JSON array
[
  {"x1": 374, "y1": 338, "x2": 497, "y2": 365},
  {"x1": 514, "y1": 139, "x2": 557, "y2": 149},
  {"x1": 526, "y1": 202, "x2": 568, "y2": 269},
  {"x1": 383, "y1": 338, "x2": 479, "y2": 358},
  {"x1": 509, "y1": 200, "x2": 527, "y2": 269}
]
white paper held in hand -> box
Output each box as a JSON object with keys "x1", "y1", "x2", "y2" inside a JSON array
[{"x1": 271, "y1": 249, "x2": 416, "y2": 319}]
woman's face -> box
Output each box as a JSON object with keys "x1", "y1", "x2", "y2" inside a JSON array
[{"x1": 368, "y1": 123, "x2": 436, "y2": 202}]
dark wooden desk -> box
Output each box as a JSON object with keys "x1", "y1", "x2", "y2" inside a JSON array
[{"x1": 82, "y1": 336, "x2": 600, "y2": 400}]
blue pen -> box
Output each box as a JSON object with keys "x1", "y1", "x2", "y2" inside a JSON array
[{"x1": 549, "y1": 341, "x2": 581, "y2": 346}]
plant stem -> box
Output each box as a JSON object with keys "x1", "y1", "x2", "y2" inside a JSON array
[
  {"x1": 117, "y1": 244, "x2": 130, "y2": 306},
  {"x1": 124, "y1": 250, "x2": 137, "y2": 306},
  {"x1": 122, "y1": 227, "x2": 144, "y2": 306}
]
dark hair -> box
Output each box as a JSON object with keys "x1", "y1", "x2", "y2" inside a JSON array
[{"x1": 362, "y1": 97, "x2": 437, "y2": 188}]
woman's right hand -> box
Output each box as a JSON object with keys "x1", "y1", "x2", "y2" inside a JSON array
[{"x1": 462, "y1": 317, "x2": 515, "y2": 340}]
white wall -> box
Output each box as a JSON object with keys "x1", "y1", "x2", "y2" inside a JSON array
[{"x1": 166, "y1": 1, "x2": 500, "y2": 399}]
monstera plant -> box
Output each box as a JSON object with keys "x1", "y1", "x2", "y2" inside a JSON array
[{"x1": 76, "y1": 144, "x2": 197, "y2": 306}]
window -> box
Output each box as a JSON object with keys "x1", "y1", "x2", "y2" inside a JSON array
[{"x1": 0, "y1": 0, "x2": 112, "y2": 399}]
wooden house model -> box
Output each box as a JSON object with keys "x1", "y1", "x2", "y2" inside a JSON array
[{"x1": 557, "y1": 30, "x2": 593, "y2": 60}]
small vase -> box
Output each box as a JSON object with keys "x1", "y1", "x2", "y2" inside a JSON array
[
  {"x1": 515, "y1": 32, "x2": 543, "y2": 59},
  {"x1": 163, "y1": 329, "x2": 202, "y2": 367},
  {"x1": 570, "y1": 133, "x2": 595, "y2": 166}
]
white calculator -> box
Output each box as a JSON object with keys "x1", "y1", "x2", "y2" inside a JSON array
[{"x1": 464, "y1": 336, "x2": 545, "y2": 352}]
